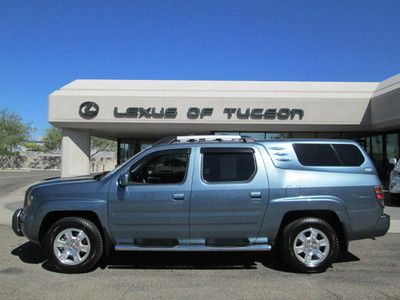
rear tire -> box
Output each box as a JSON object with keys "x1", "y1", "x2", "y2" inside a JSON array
[
  {"x1": 44, "y1": 217, "x2": 103, "y2": 273},
  {"x1": 280, "y1": 217, "x2": 339, "y2": 273}
]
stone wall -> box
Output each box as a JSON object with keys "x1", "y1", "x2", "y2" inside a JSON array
[{"x1": 0, "y1": 151, "x2": 117, "y2": 172}]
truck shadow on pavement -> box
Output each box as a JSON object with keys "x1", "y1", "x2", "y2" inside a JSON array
[
  {"x1": 11, "y1": 241, "x2": 360, "y2": 273},
  {"x1": 11, "y1": 241, "x2": 46, "y2": 264}
]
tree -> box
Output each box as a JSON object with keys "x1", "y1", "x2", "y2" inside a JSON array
[
  {"x1": 42, "y1": 126, "x2": 116, "y2": 157},
  {"x1": 42, "y1": 126, "x2": 62, "y2": 151},
  {"x1": 90, "y1": 136, "x2": 117, "y2": 158},
  {"x1": 25, "y1": 142, "x2": 44, "y2": 151},
  {"x1": 0, "y1": 109, "x2": 31, "y2": 168}
]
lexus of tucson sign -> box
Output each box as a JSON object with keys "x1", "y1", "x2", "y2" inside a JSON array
[
  {"x1": 113, "y1": 106, "x2": 304, "y2": 120},
  {"x1": 79, "y1": 102, "x2": 304, "y2": 120}
]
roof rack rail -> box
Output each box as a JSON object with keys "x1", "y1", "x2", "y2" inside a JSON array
[
  {"x1": 152, "y1": 136, "x2": 177, "y2": 146},
  {"x1": 176, "y1": 135, "x2": 243, "y2": 143},
  {"x1": 153, "y1": 135, "x2": 255, "y2": 146}
]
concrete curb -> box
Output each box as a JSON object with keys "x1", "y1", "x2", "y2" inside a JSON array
[
  {"x1": 0, "y1": 169, "x2": 32, "y2": 172},
  {"x1": 388, "y1": 220, "x2": 400, "y2": 233}
]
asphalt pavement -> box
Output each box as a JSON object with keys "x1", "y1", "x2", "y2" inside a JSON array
[
  {"x1": 0, "y1": 170, "x2": 60, "y2": 197},
  {"x1": 0, "y1": 225, "x2": 399, "y2": 299},
  {"x1": 0, "y1": 170, "x2": 60, "y2": 224}
]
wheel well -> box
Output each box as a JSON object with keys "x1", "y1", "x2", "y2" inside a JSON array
[
  {"x1": 277, "y1": 210, "x2": 348, "y2": 252},
  {"x1": 39, "y1": 211, "x2": 104, "y2": 244}
]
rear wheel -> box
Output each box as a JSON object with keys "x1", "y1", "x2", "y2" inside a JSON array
[
  {"x1": 44, "y1": 217, "x2": 103, "y2": 273},
  {"x1": 280, "y1": 217, "x2": 339, "y2": 273}
]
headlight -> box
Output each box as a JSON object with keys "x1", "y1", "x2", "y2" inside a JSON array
[
  {"x1": 26, "y1": 194, "x2": 34, "y2": 207},
  {"x1": 24, "y1": 190, "x2": 34, "y2": 207}
]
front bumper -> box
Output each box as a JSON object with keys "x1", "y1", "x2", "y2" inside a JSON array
[
  {"x1": 375, "y1": 213, "x2": 390, "y2": 237},
  {"x1": 12, "y1": 208, "x2": 24, "y2": 236}
]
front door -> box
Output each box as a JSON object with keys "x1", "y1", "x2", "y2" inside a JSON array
[
  {"x1": 190, "y1": 146, "x2": 269, "y2": 246},
  {"x1": 108, "y1": 148, "x2": 193, "y2": 246}
]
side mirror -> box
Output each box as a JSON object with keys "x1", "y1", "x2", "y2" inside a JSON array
[
  {"x1": 389, "y1": 157, "x2": 398, "y2": 165},
  {"x1": 117, "y1": 173, "x2": 129, "y2": 187}
]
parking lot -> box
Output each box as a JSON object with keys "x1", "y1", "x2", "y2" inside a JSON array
[
  {"x1": 1, "y1": 170, "x2": 400, "y2": 299},
  {"x1": 1, "y1": 226, "x2": 399, "y2": 299}
]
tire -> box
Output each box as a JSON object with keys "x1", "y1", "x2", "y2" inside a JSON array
[
  {"x1": 280, "y1": 217, "x2": 339, "y2": 273},
  {"x1": 44, "y1": 217, "x2": 103, "y2": 273}
]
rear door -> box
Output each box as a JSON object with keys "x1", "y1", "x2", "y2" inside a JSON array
[{"x1": 190, "y1": 145, "x2": 269, "y2": 246}]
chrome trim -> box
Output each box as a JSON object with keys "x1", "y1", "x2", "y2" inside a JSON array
[
  {"x1": 12, "y1": 209, "x2": 24, "y2": 236},
  {"x1": 254, "y1": 237, "x2": 269, "y2": 244},
  {"x1": 53, "y1": 228, "x2": 91, "y2": 266},
  {"x1": 293, "y1": 227, "x2": 330, "y2": 267},
  {"x1": 115, "y1": 244, "x2": 271, "y2": 252}
]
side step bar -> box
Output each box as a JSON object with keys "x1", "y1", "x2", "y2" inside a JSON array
[{"x1": 115, "y1": 244, "x2": 271, "y2": 252}]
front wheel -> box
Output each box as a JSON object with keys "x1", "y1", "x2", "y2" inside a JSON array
[
  {"x1": 280, "y1": 217, "x2": 339, "y2": 273},
  {"x1": 44, "y1": 217, "x2": 103, "y2": 273}
]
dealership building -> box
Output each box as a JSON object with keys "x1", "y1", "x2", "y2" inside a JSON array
[{"x1": 49, "y1": 74, "x2": 400, "y2": 179}]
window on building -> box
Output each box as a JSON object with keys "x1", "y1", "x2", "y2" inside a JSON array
[
  {"x1": 119, "y1": 141, "x2": 136, "y2": 164},
  {"x1": 293, "y1": 143, "x2": 364, "y2": 167},
  {"x1": 365, "y1": 136, "x2": 371, "y2": 154},
  {"x1": 371, "y1": 135, "x2": 384, "y2": 175},
  {"x1": 386, "y1": 133, "x2": 399, "y2": 175},
  {"x1": 241, "y1": 132, "x2": 265, "y2": 139},
  {"x1": 129, "y1": 149, "x2": 189, "y2": 184},
  {"x1": 386, "y1": 133, "x2": 399, "y2": 161},
  {"x1": 265, "y1": 133, "x2": 289, "y2": 139},
  {"x1": 202, "y1": 148, "x2": 256, "y2": 182},
  {"x1": 214, "y1": 132, "x2": 289, "y2": 140},
  {"x1": 316, "y1": 132, "x2": 340, "y2": 139},
  {"x1": 214, "y1": 131, "x2": 240, "y2": 136},
  {"x1": 291, "y1": 132, "x2": 316, "y2": 138}
]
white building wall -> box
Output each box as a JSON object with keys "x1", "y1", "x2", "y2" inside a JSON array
[
  {"x1": 61, "y1": 129, "x2": 90, "y2": 177},
  {"x1": 48, "y1": 77, "x2": 399, "y2": 177}
]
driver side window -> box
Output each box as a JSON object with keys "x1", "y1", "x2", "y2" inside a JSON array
[{"x1": 128, "y1": 149, "x2": 190, "y2": 185}]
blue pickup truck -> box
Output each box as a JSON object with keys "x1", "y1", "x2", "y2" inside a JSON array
[{"x1": 12, "y1": 135, "x2": 390, "y2": 273}]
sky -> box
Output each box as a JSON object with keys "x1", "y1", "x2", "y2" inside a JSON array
[{"x1": 1, "y1": 0, "x2": 400, "y2": 138}]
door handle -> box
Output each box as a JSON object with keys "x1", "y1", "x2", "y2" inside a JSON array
[
  {"x1": 172, "y1": 193, "x2": 185, "y2": 201},
  {"x1": 250, "y1": 192, "x2": 261, "y2": 199}
]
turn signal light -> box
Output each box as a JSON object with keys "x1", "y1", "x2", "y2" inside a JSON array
[{"x1": 374, "y1": 186, "x2": 384, "y2": 207}]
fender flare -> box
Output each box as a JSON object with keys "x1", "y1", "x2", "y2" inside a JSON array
[{"x1": 260, "y1": 195, "x2": 351, "y2": 242}]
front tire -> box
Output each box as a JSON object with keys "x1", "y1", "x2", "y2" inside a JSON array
[
  {"x1": 44, "y1": 217, "x2": 103, "y2": 273},
  {"x1": 280, "y1": 217, "x2": 339, "y2": 273}
]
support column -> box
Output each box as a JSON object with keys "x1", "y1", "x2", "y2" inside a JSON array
[{"x1": 61, "y1": 128, "x2": 90, "y2": 177}]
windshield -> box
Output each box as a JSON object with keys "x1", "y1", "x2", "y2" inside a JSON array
[{"x1": 102, "y1": 147, "x2": 151, "y2": 180}]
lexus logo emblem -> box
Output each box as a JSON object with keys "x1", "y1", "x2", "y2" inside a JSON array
[{"x1": 79, "y1": 101, "x2": 99, "y2": 119}]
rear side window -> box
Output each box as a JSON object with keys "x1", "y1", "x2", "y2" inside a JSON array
[
  {"x1": 293, "y1": 144, "x2": 340, "y2": 166},
  {"x1": 333, "y1": 144, "x2": 365, "y2": 166},
  {"x1": 202, "y1": 148, "x2": 256, "y2": 182},
  {"x1": 293, "y1": 143, "x2": 365, "y2": 167}
]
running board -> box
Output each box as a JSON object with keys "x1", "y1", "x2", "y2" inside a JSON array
[{"x1": 115, "y1": 244, "x2": 271, "y2": 252}]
